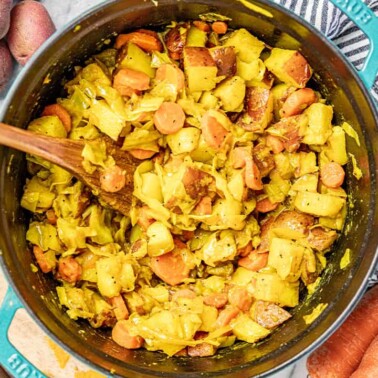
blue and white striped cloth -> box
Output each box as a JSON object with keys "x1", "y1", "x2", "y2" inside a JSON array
[{"x1": 276, "y1": 0, "x2": 378, "y2": 103}]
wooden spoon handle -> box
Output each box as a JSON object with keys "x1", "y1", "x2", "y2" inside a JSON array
[{"x1": 0, "y1": 122, "x2": 83, "y2": 172}]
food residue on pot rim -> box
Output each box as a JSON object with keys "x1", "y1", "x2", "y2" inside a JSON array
[
  {"x1": 237, "y1": 0, "x2": 273, "y2": 18},
  {"x1": 73, "y1": 25, "x2": 81, "y2": 33},
  {"x1": 342, "y1": 122, "x2": 360, "y2": 147},
  {"x1": 349, "y1": 153, "x2": 363, "y2": 179},
  {"x1": 46, "y1": 336, "x2": 70, "y2": 369},
  {"x1": 340, "y1": 248, "x2": 351, "y2": 270},
  {"x1": 303, "y1": 303, "x2": 328, "y2": 325}
]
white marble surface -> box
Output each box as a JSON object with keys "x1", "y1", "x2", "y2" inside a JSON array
[{"x1": 0, "y1": 1, "x2": 311, "y2": 377}]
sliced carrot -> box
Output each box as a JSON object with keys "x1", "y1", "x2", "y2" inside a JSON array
[
  {"x1": 153, "y1": 101, "x2": 186, "y2": 135},
  {"x1": 211, "y1": 21, "x2": 228, "y2": 34},
  {"x1": 201, "y1": 112, "x2": 229, "y2": 149},
  {"x1": 128, "y1": 149, "x2": 157, "y2": 160},
  {"x1": 238, "y1": 250, "x2": 269, "y2": 271},
  {"x1": 256, "y1": 197, "x2": 279, "y2": 213},
  {"x1": 58, "y1": 256, "x2": 82, "y2": 283},
  {"x1": 203, "y1": 292, "x2": 228, "y2": 309},
  {"x1": 215, "y1": 306, "x2": 240, "y2": 328},
  {"x1": 42, "y1": 104, "x2": 72, "y2": 133},
  {"x1": 231, "y1": 146, "x2": 250, "y2": 169},
  {"x1": 320, "y1": 162, "x2": 345, "y2": 188},
  {"x1": 350, "y1": 334, "x2": 378, "y2": 377},
  {"x1": 244, "y1": 158, "x2": 263, "y2": 190},
  {"x1": 228, "y1": 287, "x2": 253, "y2": 312},
  {"x1": 100, "y1": 165, "x2": 126, "y2": 193},
  {"x1": 113, "y1": 68, "x2": 150, "y2": 92},
  {"x1": 307, "y1": 285, "x2": 378, "y2": 378},
  {"x1": 109, "y1": 295, "x2": 130, "y2": 321},
  {"x1": 155, "y1": 64, "x2": 185, "y2": 92},
  {"x1": 45, "y1": 209, "x2": 57, "y2": 225},
  {"x1": 280, "y1": 88, "x2": 317, "y2": 118},
  {"x1": 182, "y1": 230, "x2": 195, "y2": 241},
  {"x1": 266, "y1": 135, "x2": 285, "y2": 154},
  {"x1": 137, "y1": 206, "x2": 155, "y2": 231},
  {"x1": 193, "y1": 20, "x2": 211, "y2": 32},
  {"x1": 150, "y1": 249, "x2": 190, "y2": 286},
  {"x1": 33, "y1": 245, "x2": 55, "y2": 273},
  {"x1": 115, "y1": 31, "x2": 163, "y2": 52},
  {"x1": 193, "y1": 196, "x2": 212, "y2": 215},
  {"x1": 237, "y1": 242, "x2": 252, "y2": 257},
  {"x1": 112, "y1": 320, "x2": 144, "y2": 349}
]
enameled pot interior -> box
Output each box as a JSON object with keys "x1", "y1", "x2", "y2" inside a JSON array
[{"x1": 1, "y1": 0, "x2": 378, "y2": 377}]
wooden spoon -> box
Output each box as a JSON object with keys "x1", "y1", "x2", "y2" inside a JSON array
[{"x1": 0, "y1": 122, "x2": 139, "y2": 216}]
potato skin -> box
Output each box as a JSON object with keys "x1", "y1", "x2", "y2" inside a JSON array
[
  {"x1": 7, "y1": 0, "x2": 55, "y2": 65},
  {"x1": 0, "y1": 0, "x2": 12, "y2": 39},
  {"x1": 0, "y1": 40, "x2": 13, "y2": 93}
]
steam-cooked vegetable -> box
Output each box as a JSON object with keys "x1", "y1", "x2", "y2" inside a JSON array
[{"x1": 21, "y1": 17, "x2": 352, "y2": 358}]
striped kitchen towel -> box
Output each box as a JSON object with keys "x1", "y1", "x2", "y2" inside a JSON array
[{"x1": 274, "y1": 0, "x2": 378, "y2": 104}]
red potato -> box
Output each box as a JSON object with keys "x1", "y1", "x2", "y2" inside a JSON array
[
  {"x1": 209, "y1": 46, "x2": 237, "y2": 77},
  {"x1": 251, "y1": 300, "x2": 291, "y2": 329},
  {"x1": 0, "y1": 0, "x2": 12, "y2": 39},
  {"x1": 350, "y1": 334, "x2": 378, "y2": 377},
  {"x1": 165, "y1": 25, "x2": 187, "y2": 60},
  {"x1": 0, "y1": 40, "x2": 13, "y2": 93},
  {"x1": 307, "y1": 227, "x2": 338, "y2": 253},
  {"x1": 307, "y1": 284, "x2": 378, "y2": 378},
  {"x1": 239, "y1": 86, "x2": 273, "y2": 132},
  {"x1": 7, "y1": 0, "x2": 56, "y2": 65}
]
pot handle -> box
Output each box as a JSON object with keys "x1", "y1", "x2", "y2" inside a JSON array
[
  {"x1": 327, "y1": 0, "x2": 378, "y2": 89},
  {"x1": 0, "y1": 286, "x2": 47, "y2": 378}
]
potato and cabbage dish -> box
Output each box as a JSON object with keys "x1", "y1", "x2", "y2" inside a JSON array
[{"x1": 22, "y1": 17, "x2": 350, "y2": 357}]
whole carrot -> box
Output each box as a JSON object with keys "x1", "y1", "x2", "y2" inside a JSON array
[
  {"x1": 307, "y1": 284, "x2": 378, "y2": 378},
  {"x1": 350, "y1": 334, "x2": 378, "y2": 377}
]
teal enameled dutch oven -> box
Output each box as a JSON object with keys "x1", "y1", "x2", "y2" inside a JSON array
[{"x1": 0, "y1": 0, "x2": 378, "y2": 377}]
